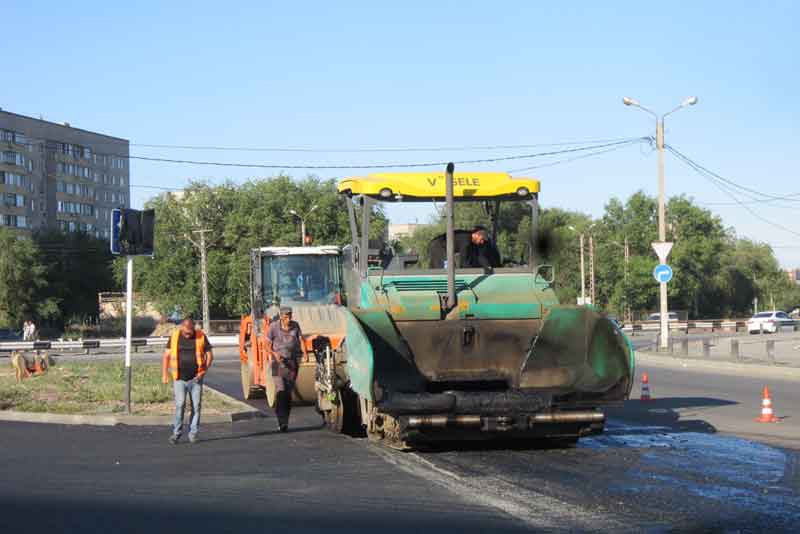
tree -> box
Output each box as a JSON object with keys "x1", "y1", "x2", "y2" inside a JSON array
[
  {"x1": 0, "y1": 229, "x2": 53, "y2": 326},
  {"x1": 35, "y1": 230, "x2": 118, "y2": 324},
  {"x1": 121, "y1": 174, "x2": 389, "y2": 318}
]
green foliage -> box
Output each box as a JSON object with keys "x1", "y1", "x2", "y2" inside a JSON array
[
  {"x1": 35, "y1": 230, "x2": 117, "y2": 323},
  {"x1": 399, "y1": 191, "x2": 794, "y2": 319},
  {"x1": 0, "y1": 229, "x2": 112, "y2": 328},
  {"x1": 123, "y1": 175, "x2": 388, "y2": 318},
  {"x1": 0, "y1": 229, "x2": 51, "y2": 326}
]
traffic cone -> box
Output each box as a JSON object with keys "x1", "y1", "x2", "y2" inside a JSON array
[
  {"x1": 640, "y1": 372, "x2": 652, "y2": 401},
  {"x1": 32, "y1": 356, "x2": 45, "y2": 375},
  {"x1": 755, "y1": 386, "x2": 779, "y2": 423}
]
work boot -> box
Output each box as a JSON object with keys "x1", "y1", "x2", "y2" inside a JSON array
[{"x1": 168, "y1": 434, "x2": 180, "y2": 445}]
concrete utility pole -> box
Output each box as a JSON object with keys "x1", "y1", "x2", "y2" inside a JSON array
[
  {"x1": 623, "y1": 95, "x2": 698, "y2": 350},
  {"x1": 589, "y1": 235, "x2": 596, "y2": 306},
  {"x1": 579, "y1": 234, "x2": 586, "y2": 304},
  {"x1": 289, "y1": 205, "x2": 319, "y2": 245},
  {"x1": 189, "y1": 229, "x2": 212, "y2": 333},
  {"x1": 624, "y1": 236, "x2": 631, "y2": 323},
  {"x1": 569, "y1": 226, "x2": 587, "y2": 304}
]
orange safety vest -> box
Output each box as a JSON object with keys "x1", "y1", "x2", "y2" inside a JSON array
[{"x1": 169, "y1": 329, "x2": 208, "y2": 380}]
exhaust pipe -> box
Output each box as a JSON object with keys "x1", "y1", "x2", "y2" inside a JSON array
[
  {"x1": 445, "y1": 162, "x2": 456, "y2": 314},
  {"x1": 407, "y1": 415, "x2": 482, "y2": 429},
  {"x1": 529, "y1": 412, "x2": 605, "y2": 424},
  {"x1": 405, "y1": 411, "x2": 605, "y2": 431}
]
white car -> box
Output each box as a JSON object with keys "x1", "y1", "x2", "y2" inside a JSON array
[
  {"x1": 747, "y1": 311, "x2": 795, "y2": 334},
  {"x1": 647, "y1": 312, "x2": 679, "y2": 322}
]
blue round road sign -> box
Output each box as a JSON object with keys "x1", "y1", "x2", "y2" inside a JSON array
[{"x1": 653, "y1": 264, "x2": 673, "y2": 283}]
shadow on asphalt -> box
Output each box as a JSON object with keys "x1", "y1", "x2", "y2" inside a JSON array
[
  {"x1": 606, "y1": 396, "x2": 738, "y2": 435},
  {"x1": 199, "y1": 422, "x2": 326, "y2": 443},
  {"x1": 0, "y1": 495, "x2": 516, "y2": 534}
]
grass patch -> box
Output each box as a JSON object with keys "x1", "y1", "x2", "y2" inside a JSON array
[{"x1": 0, "y1": 361, "x2": 243, "y2": 416}]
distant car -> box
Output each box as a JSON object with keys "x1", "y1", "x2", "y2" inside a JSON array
[
  {"x1": 747, "y1": 311, "x2": 795, "y2": 334},
  {"x1": 0, "y1": 328, "x2": 22, "y2": 341},
  {"x1": 166, "y1": 310, "x2": 182, "y2": 324},
  {"x1": 647, "y1": 312, "x2": 679, "y2": 322}
]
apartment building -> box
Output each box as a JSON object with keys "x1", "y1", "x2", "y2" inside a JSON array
[{"x1": 0, "y1": 108, "x2": 130, "y2": 239}]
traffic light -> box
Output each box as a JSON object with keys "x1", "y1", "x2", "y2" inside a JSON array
[{"x1": 111, "y1": 208, "x2": 155, "y2": 256}]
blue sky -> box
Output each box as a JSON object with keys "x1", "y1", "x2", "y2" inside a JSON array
[{"x1": 5, "y1": 1, "x2": 799, "y2": 264}]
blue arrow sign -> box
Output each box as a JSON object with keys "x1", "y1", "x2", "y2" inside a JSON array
[{"x1": 653, "y1": 263, "x2": 673, "y2": 284}]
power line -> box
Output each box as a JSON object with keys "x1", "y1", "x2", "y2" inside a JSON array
[
  {"x1": 507, "y1": 139, "x2": 647, "y2": 173},
  {"x1": 127, "y1": 139, "x2": 648, "y2": 199},
  {"x1": 667, "y1": 145, "x2": 800, "y2": 203},
  {"x1": 128, "y1": 137, "x2": 642, "y2": 153},
  {"x1": 666, "y1": 145, "x2": 800, "y2": 239},
  {"x1": 19, "y1": 132, "x2": 648, "y2": 170},
  {"x1": 129, "y1": 184, "x2": 182, "y2": 191},
  {"x1": 123, "y1": 138, "x2": 650, "y2": 170},
  {"x1": 701, "y1": 193, "x2": 800, "y2": 207}
]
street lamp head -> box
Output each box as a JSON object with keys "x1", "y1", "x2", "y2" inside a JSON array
[
  {"x1": 683, "y1": 96, "x2": 698, "y2": 107},
  {"x1": 289, "y1": 209, "x2": 298, "y2": 215},
  {"x1": 622, "y1": 97, "x2": 638, "y2": 106}
]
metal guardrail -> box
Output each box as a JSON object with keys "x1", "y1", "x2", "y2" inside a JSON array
[
  {"x1": 0, "y1": 335, "x2": 238, "y2": 354},
  {"x1": 640, "y1": 328, "x2": 800, "y2": 366},
  {"x1": 622, "y1": 320, "x2": 752, "y2": 335}
]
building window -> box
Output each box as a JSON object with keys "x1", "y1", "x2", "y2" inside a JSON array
[
  {"x1": 1, "y1": 214, "x2": 26, "y2": 228},
  {"x1": 4, "y1": 193, "x2": 25, "y2": 207},
  {"x1": 2, "y1": 151, "x2": 25, "y2": 167},
  {"x1": 0, "y1": 171, "x2": 26, "y2": 188}
]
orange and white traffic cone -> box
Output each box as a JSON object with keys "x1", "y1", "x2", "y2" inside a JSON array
[
  {"x1": 755, "y1": 386, "x2": 779, "y2": 423},
  {"x1": 640, "y1": 372, "x2": 652, "y2": 401}
]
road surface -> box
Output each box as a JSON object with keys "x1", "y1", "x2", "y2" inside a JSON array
[{"x1": 0, "y1": 347, "x2": 797, "y2": 532}]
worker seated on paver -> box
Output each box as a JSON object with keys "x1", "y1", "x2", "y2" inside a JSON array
[
  {"x1": 464, "y1": 226, "x2": 501, "y2": 268},
  {"x1": 427, "y1": 226, "x2": 501, "y2": 269}
]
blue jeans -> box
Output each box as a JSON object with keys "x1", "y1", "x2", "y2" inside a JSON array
[{"x1": 173, "y1": 378, "x2": 203, "y2": 437}]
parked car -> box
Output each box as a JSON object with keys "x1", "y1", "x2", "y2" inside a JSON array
[
  {"x1": 747, "y1": 311, "x2": 795, "y2": 334},
  {"x1": 647, "y1": 312, "x2": 679, "y2": 322},
  {"x1": 606, "y1": 315, "x2": 623, "y2": 329},
  {"x1": 166, "y1": 308, "x2": 182, "y2": 324},
  {"x1": 0, "y1": 328, "x2": 22, "y2": 341}
]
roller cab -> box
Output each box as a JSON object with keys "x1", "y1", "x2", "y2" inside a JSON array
[{"x1": 238, "y1": 246, "x2": 346, "y2": 407}]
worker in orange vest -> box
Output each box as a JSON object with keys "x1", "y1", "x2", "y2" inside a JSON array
[{"x1": 162, "y1": 317, "x2": 214, "y2": 444}]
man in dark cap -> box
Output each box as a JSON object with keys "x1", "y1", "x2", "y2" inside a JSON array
[
  {"x1": 264, "y1": 306, "x2": 309, "y2": 431},
  {"x1": 464, "y1": 226, "x2": 501, "y2": 268}
]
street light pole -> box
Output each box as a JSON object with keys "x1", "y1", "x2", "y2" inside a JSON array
[
  {"x1": 289, "y1": 205, "x2": 318, "y2": 245},
  {"x1": 623, "y1": 96, "x2": 697, "y2": 350}
]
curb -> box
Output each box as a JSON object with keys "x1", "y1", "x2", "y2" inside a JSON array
[
  {"x1": 636, "y1": 351, "x2": 800, "y2": 380},
  {"x1": 0, "y1": 386, "x2": 264, "y2": 427}
]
